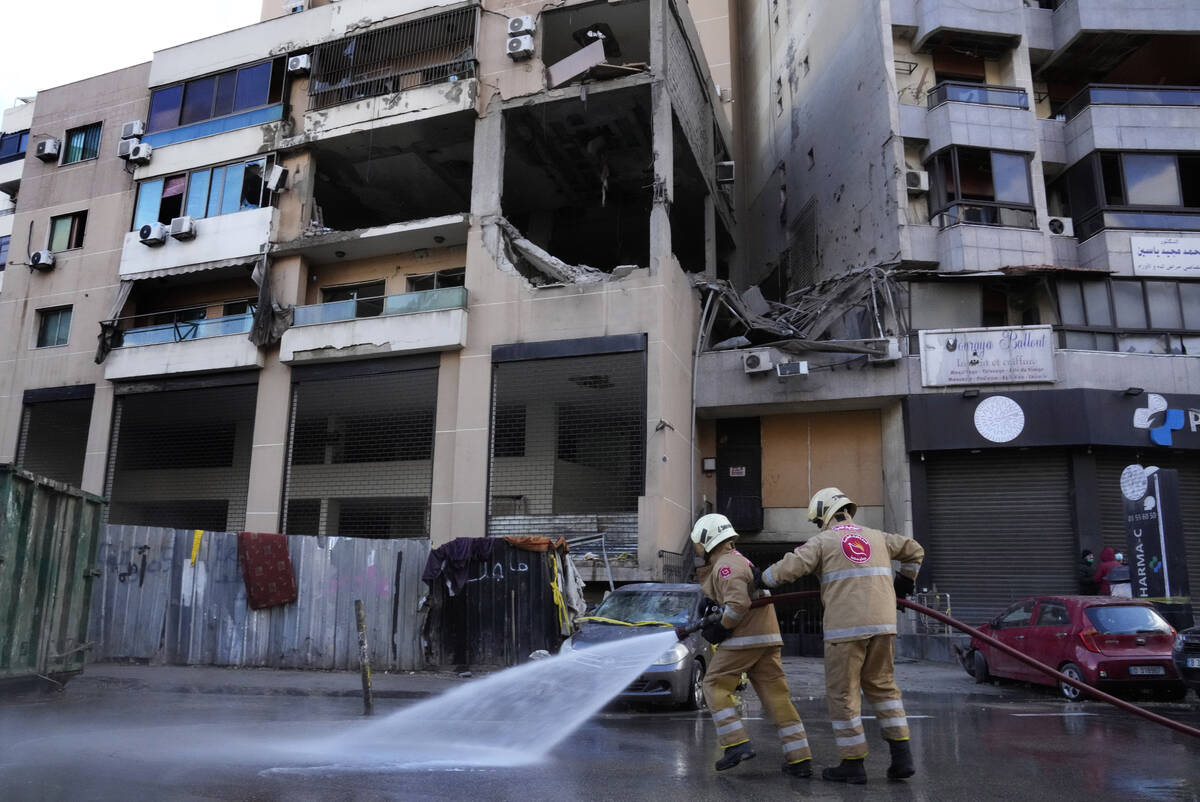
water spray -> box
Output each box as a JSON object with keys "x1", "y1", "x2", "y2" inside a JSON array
[{"x1": 746, "y1": 590, "x2": 1200, "y2": 741}]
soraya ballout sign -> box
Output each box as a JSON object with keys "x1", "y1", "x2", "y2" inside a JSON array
[{"x1": 1120, "y1": 465, "x2": 1193, "y2": 628}]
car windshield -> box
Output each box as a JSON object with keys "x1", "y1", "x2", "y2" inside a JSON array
[
  {"x1": 593, "y1": 591, "x2": 696, "y2": 625},
  {"x1": 1085, "y1": 605, "x2": 1172, "y2": 634}
]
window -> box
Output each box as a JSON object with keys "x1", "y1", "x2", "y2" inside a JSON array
[
  {"x1": 322, "y1": 280, "x2": 385, "y2": 318},
  {"x1": 406, "y1": 267, "x2": 465, "y2": 292},
  {"x1": 995, "y1": 600, "x2": 1036, "y2": 628},
  {"x1": 132, "y1": 157, "x2": 271, "y2": 230},
  {"x1": 62, "y1": 123, "x2": 101, "y2": 164},
  {"x1": 37, "y1": 306, "x2": 72, "y2": 348},
  {"x1": 1034, "y1": 602, "x2": 1070, "y2": 627},
  {"x1": 926, "y1": 146, "x2": 1035, "y2": 228},
  {"x1": 223, "y1": 299, "x2": 257, "y2": 317},
  {"x1": 1055, "y1": 151, "x2": 1200, "y2": 239},
  {"x1": 0, "y1": 129, "x2": 29, "y2": 164},
  {"x1": 146, "y1": 59, "x2": 285, "y2": 134},
  {"x1": 0, "y1": 234, "x2": 9, "y2": 267},
  {"x1": 49, "y1": 211, "x2": 87, "y2": 251},
  {"x1": 1055, "y1": 277, "x2": 1199, "y2": 353}
]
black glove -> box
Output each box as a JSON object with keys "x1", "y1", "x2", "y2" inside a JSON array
[
  {"x1": 701, "y1": 620, "x2": 733, "y2": 645},
  {"x1": 674, "y1": 625, "x2": 691, "y2": 641},
  {"x1": 894, "y1": 574, "x2": 915, "y2": 603},
  {"x1": 751, "y1": 565, "x2": 767, "y2": 589}
]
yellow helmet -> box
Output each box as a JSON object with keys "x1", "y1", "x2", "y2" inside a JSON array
[
  {"x1": 690, "y1": 513, "x2": 738, "y2": 553},
  {"x1": 808, "y1": 487, "x2": 856, "y2": 529}
]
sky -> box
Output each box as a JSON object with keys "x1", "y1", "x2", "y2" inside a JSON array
[{"x1": 1, "y1": 0, "x2": 263, "y2": 115}]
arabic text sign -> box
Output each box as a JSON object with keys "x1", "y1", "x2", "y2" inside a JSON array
[
  {"x1": 919, "y1": 326, "x2": 1056, "y2": 387},
  {"x1": 1131, "y1": 235, "x2": 1200, "y2": 278}
]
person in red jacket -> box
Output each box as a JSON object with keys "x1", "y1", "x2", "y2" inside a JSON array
[{"x1": 1093, "y1": 547, "x2": 1120, "y2": 595}]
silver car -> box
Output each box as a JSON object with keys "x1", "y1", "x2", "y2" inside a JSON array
[{"x1": 560, "y1": 583, "x2": 715, "y2": 709}]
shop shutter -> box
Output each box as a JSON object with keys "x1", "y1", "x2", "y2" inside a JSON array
[{"x1": 923, "y1": 449, "x2": 1075, "y2": 625}]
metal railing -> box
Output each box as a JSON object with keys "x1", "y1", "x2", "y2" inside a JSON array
[
  {"x1": 309, "y1": 6, "x2": 477, "y2": 111},
  {"x1": 933, "y1": 202, "x2": 1037, "y2": 230},
  {"x1": 292, "y1": 286, "x2": 467, "y2": 327},
  {"x1": 1061, "y1": 83, "x2": 1200, "y2": 121},
  {"x1": 1075, "y1": 207, "x2": 1200, "y2": 241},
  {"x1": 113, "y1": 310, "x2": 254, "y2": 347},
  {"x1": 927, "y1": 81, "x2": 1029, "y2": 110}
]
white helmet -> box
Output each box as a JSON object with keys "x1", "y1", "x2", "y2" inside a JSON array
[
  {"x1": 808, "y1": 487, "x2": 856, "y2": 530},
  {"x1": 690, "y1": 513, "x2": 738, "y2": 553}
]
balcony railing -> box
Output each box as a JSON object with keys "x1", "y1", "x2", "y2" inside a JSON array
[
  {"x1": 934, "y1": 202, "x2": 1037, "y2": 230},
  {"x1": 1062, "y1": 84, "x2": 1200, "y2": 121},
  {"x1": 1075, "y1": 207, "x2": 1200, "y2": 241},
  {"x1": 928, "y1": 81, "x2": 1029, "y2": 110},
  {"x1": 292, "y1": 286, "x2": 467, "y2": 327},
  {"x1": 114, "y1": 312, "x2": 254, "y2": 347}
]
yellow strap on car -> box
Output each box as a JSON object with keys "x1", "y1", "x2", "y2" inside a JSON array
[
  {"x1": 574, "y1": 616, "x2": 675, "y2": 628},
  {"x1": 549, "y1": 553, "x2": 569, "y2": 632}
]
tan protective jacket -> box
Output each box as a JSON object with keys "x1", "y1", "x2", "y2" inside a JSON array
[
  {"x1": 762, "y1": 521, "x2": 924, "y2": 643},
  {"x1": 699, "y1": 548, "x2": 782, "y2": 650}
]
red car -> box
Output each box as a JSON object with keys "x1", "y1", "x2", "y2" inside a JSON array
[{"x1": 965, "y1": 596, "x2": 1186, "y2": 701}]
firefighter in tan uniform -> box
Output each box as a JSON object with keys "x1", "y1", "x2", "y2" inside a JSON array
[
  {"x1": 758, "y1": 488, "x2": 924, "y2": 785},
  {"x1": 690, "y1": 513, "x2": 813, "y2": 777}
]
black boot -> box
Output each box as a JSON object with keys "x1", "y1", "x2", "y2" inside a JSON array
[
  {"x1": 886, "y1": 738, "x2": 915, "y2": 780},
  {"x1": 781, "y1": 758, "x2": 813, "y2": 778},
  {"x1": 715, "y1": 741, "x2": 756, "y2": 771},
  {"x1": 821, "y1": 758, "x2": 867, "y2": 785}
]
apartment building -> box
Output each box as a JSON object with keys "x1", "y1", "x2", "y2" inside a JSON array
[
  {"x1": 0, "y1": 0, "x2": 736, "y2": 585},
  {"x1": 705, "y1": 0, "x2": 1200, "y2": 625}
]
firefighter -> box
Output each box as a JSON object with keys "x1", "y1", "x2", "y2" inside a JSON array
[
  {"x1": 757, "y1": 488, "x2": 924, "y2": 785},
  {"x1": 691, "y1": 513, "x2": 813, "y2": 777}
]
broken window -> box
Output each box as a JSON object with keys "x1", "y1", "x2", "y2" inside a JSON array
[
  {"x1": 16, "y1": 396, "x2": 93, "y2": 487},
  {"x1": 133, "y1": 156, "x2": 273, "y2": 231},
  {"x1": 487, "y1": 348, "x2": 645, "y2": 538},
  {"x1": 282, "y1": 363, "x2": 438, "y2": 538},
  {"x1": 1055, "y1": 277, "x2": 1200, "y2": 353},
  {"x1": 541, "y1": 0, "x2": 650, "y2": 87},
  {"x1": 406, "y1": 267, "x2": 464, "y2": 292},
  {"x1": 321, "y1": 281, "x2": 385, "y2": 318},
  {"x1": 106, "y1": 383, "x2": 258, "y2": 531},
  {"x1": 927, "y1": 146, "x2": 1035, "y2": 228}
]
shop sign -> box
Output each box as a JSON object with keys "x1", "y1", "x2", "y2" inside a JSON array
[
  {"x1": 919, "y1": 325, "x2": 1055, "y2": 387},
  {"x1": 1131, "y1": 235, "x2": 1200, "y2": 278},
  {"x1": 1131, "y1": 392, "x2": 1200, "y2": 447}
]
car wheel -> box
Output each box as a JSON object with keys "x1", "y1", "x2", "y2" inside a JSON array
[
  {"x1": 1058, "y1": 662, "x2": 1086, "y2": 701},
  {"x1": 972, "y1": 650, "x2": 989, "y2": 684},
  {"x1": 685, "y1": 660, "x2": 706, "y2": 711}
]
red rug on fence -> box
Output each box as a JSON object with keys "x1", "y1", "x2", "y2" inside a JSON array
[{"x1": 237, "y1": 532, "x2": 298, "y2": 610}]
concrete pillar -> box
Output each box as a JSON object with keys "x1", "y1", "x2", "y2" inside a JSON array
[
  {"x1": 243, "y1": 353, "x2": 290, "y2": 533},
  {"x1": 649, "y1": 0, "x2": 674, "y2": 277},
  {"x1": 704, "y1": 194, "x2": 717, "y2": 279},
  {"x1": 428, "y1": 350, "x2": 461, "y2": 545},
  {"x1": 80, "y1": 385, "x2": 115, "y2": 495}
]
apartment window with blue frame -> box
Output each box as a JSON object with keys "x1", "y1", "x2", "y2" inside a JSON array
[
  {"x1": 0, "y1": 235, "x2": 9, "y2": 280},
  {"x1": 0, "y1": 130, "x2": 29, "y2": 164},
  {"x1": 132, "y1": 156, "x2": 272, "y2": 231},
  {"x1": 63, "y1": 123, "x2": 102, "y2": 164},
  {"x1": 147, "y1": 58, "x2": 286, "y2": 134}
]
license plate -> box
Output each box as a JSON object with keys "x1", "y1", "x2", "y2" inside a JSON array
[
  {"x1": 1129, "y1": 665, "x2": 1165, "y2": 676},
  {"x1": 1188, "y1": 657, "x2": 1200, "y2": 669}
]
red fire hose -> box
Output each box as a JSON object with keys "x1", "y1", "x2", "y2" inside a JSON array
[{"x1": 748, "y1": 591, "x2": 1200, "y2": 741}]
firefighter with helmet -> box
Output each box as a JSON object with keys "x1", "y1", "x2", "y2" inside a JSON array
[
  {"x1": 690, "y1": 513, "x2": 813, "y2": 777},
  {"x1": 757, "y1": 488, "x2": 925, "y2": 785}
]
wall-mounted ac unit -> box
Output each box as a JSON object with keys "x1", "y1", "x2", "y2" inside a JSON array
[
  {"x1": 287, "y1": 54, "x2": 311, "y2": 74},
  {"x1": 867, "y1": 336, "x2": 902, "y2": 363},
  {"x1": 128, "y1": 143, "x2": 153, "y2": 165},
  {"x1": 507, "y1": 35, "x2": 535, "y2": 60},
  {"x1": 35, "y1": 139, "x2": 60, "y2": 162},
  {"x1": 117, "y1": 138, "x2": 140, "y2": 160},
  {"x1": 139, "y1": 222, "x2": 168, "y2": 247},
  {"x1": 1047, "y1": 216, "x2": 1074, "y2": 237},
  {"x1": 169, "y1": 216, "x2": 197, "y2": 241},
  {"x1": 716, "y1": 161, "x2": 735, "y2": 185},
  {"x1": 30, "y1": 250, "x2": 55, "y2": 270},
  {"x1": 906, "y1": 169, "x2": 929, "y2": 194},
  {"x1": 265, "y1": 164, "x2": 289, "y2": 192},
  {"x1": 508, "y1": 15, "x2": 535, "y2": 35},
  {"x1": 742, "y1": 349, "x2": 776, "y2": 374},
  {"x1": 120, "y1": 120, "x2": 145, "y2": 140}
]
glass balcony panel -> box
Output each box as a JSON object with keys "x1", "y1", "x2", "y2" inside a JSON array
[
  {"x1": 1064, "y1": 85, "x2": 1200, "y2": 121},
  {"x1": 117, "y1": 313, "x2": 253, "y2": 348},
  {"x1": 293, "y1": 287, "x2": 468, "y2": 327},
  {"x1": 929, "y1": 82, "x2": 1028, "y2": 109}
]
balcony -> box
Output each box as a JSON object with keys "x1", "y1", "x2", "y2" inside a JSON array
[
  {"x1": 912, "y1": 0, "x2": 1023, "y2": 55},
  {"x1": 103, "y1": 312, "x2": 263, "y2": 380},
  {"x1": 1058, "y1": 85, "x2": 1200, "y2": 167},
  {"x1": 118, "y1": 207, "x2": 274, "y2": 280},
  {"x1": 280, "y1": 286, "x2": 467, "y2": 364},
  {"x1": 925, "y1": 88, "x2": 1036, "y2": 154},
  {"x1": 928, "y1": 82, "x2": 1029, "y2": 110},
  {"x1": 1050, "y1": 0, "x2": 1200, "y2": 53}
]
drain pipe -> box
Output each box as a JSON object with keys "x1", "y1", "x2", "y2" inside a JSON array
[{"x1": 750, "y1": 591, "x2": 1200, "y2": 741}]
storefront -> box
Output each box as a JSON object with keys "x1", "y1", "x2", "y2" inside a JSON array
[{"x1": 906, "y1": 389, "x2": 1200, "y2": 625}]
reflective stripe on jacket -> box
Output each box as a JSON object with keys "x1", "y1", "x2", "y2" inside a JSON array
[{"x1": 699, "y1": 549, "x2": 782, "y2": 650}]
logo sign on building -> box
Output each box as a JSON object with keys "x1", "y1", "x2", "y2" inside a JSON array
[
  {"x1": 1120, "y1": 465, "x2": 1193, "y2": 629},
  {"x1": 1131, "y1": 235, "x2": 1200, "y2": 278},
  {"x1": 919, "y1": 325, "x2": 1056, "y2": 387},
  {"x1": 1130, "y1": 392, "x2": 1200, "y2": 446}
]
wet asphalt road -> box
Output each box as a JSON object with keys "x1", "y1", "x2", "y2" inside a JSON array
[{"x1": 1, "y1": 682, "x2": 1198, "y2": 801}]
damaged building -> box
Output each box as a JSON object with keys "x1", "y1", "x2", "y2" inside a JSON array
[{"x1": 0, "y1": 0, "x2": 736, "y2": 591}]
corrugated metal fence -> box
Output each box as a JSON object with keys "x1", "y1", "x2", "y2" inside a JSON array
[{"x1": 89, "y1": 526, "x2": 429, "y2": 670}]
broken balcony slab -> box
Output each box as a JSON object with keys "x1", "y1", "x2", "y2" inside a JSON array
[
  {"x1": 271, "y1": 213, "x2": 469, "y2": 265},
  {"x1": 104, "y1": 332, "x2": 265, "y2": 381}
]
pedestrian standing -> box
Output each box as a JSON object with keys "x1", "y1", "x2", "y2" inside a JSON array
[
  {"x1": 757, "y1": 488, "x2": 924, "y2": 785},
  {"x1": 1108, "y1": 552, "x2": 1132, "y2": 598},
  {"x1": 689, "y1": 513, "x2": 814, "y2": 778},
  {"x1": 1094, "y1": 547, "x2": 1119, "y2": 595},
  {"x1": 1077, "y1": 550, "x2": 1099, "y2": 595}
]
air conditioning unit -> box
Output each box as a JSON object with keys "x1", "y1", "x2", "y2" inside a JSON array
[
  {"x1": 120, "y1": 120, "x2": 145, "y2": 140},
  {"x1": 905, "y1": 170, "x2": 929, "y2": 194},
  {"x1": 1047, "y1": 216, "x2": 1075, "y2": 237},
  {"x1": 117, "y1": 138, "x2": 140, "y2": 160},
  {"x1": 128, "y1": 143, "x2": 153, "y2": 165},
  {"x1": 139, "y1": 222, "x2": 169, "y2": 247},
  {"x1": 35, "y1": 138, "x2": 60, "y2": 162},
  {"x1": 508, "y1": 15, "x2": 535, "y2": 36},
  {"x1": 265, "y1": 164, "x2": 289, "y2": 192},
  {"x1": 30, "y1": 250, "x2": 55, "y2": 270},
  {"x1": 716, "y1": 161, "x2": 735, "y2": 185},
  {"x1": 287, "y1": 54, "x2": 311, "y2": 74},
  {"x1": 507, "y1": 35, "x2": 535, "y2": 61},
  {"x1": 742, "y1": 349, "x2": 776, "y2": 374},
  {"x1": 169, "y1": 215, "x2": 197, "y2": 241},
  {"x1": 867, "y1": 336, "x2": 902, "y2": 364}
]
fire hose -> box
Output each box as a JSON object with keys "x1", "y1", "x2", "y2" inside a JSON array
[{"x1": 680, "y1": 590, "x2": 1200, "y2": 740}]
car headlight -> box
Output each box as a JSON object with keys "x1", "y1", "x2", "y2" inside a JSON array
[{"x1": 653, "y1": 642, "x2": 690, "y2": 666}]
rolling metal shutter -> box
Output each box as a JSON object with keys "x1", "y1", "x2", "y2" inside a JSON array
[{"x1": 924, "y1": 449, "x2": 1075, "y2": 625}]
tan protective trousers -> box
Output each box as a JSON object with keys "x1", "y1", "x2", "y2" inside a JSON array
[
  {"x1": 702, "y1": 645, "x2": 811, "y2": 764},
  {"x1": 824, "y1": 634, "x2": 910, "y2": 759}
]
